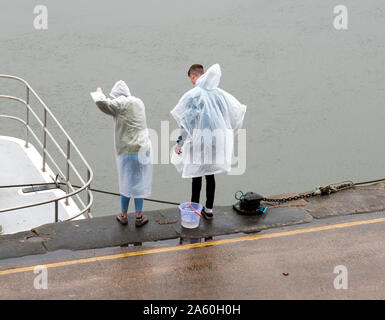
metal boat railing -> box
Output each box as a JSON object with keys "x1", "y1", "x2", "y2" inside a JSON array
[{"x1": 0, "y1": 75, "x2": 93, "y2": 222}]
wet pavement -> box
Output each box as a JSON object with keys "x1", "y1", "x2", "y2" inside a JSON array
[
  {"x1": 0, "y1": 211, "x2": 384, "y2": 299},
  {"x1": 1, "y1": 183, "x2": 385, "y2": 260}
]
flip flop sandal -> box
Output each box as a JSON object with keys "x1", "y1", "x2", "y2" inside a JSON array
[
  {"x1": 135, "y1": 215, "x2": 149, "y2": 227},
  {"x1": 116, "y1": 214, "x2": 128, "y2": 225}
]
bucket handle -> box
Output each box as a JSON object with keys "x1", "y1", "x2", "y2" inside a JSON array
[{"x1": 187, "y1": 202, "x2": 202, "y2": 217}]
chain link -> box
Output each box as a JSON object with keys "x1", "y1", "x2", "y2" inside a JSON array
[{"x1": 262, "y1": 181, "x2": 354, "y2": 204}]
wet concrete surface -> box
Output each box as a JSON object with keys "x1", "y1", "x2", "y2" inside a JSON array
[
  {"x1": 0, "y1": 204, "x2": 312, "y2": 260},
  {"x1": 0, "y1": 211, "x2": 384, "y2": 299},
  {"x1": 306, "y1": 183, "x2": 385, "y2": 218},
  {"x1": 1, "y1": 183, "x2": 385, "y2": 260}
]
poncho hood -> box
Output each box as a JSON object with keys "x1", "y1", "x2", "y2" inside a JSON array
[
  {"x1": 110, "y1": 80, "x2": 131, "y2": 99},
  {"x1": 195, "y1": 64, "x2": 221, "y2": 90}
]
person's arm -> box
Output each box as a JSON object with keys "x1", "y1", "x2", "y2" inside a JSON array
[
  {"x1": 177, "y1": 127, "x2": 187, "y2": 147},
  {"x1": 174, "y1": 127, "x2": 187, "y2": 154},
  {"x1": 90, "y1": 88, "x2": 119, "y2": 116}
]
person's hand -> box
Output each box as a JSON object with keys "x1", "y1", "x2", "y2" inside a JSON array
[
  {"x1": 96, "y1": 87, "x2": 103, "y2": 93},
  {"x1": 174, "y1": 145, "x2": 182, "y2": 154}
]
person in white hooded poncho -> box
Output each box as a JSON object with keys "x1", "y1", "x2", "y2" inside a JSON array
[
  {"x1": 171, "y1": 64, "x2": 247, "y2": 219},
  {"x1": 91, "y1": 80, "x2": 152, "y2": 227}
]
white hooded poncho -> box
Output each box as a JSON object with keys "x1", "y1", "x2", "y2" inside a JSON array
[
  {"x1": 91, "y1": 80, "x2": 152, "y2": 198},
  {"x1": 170, "y1": 64, "x2": 247, "y2": 178}
]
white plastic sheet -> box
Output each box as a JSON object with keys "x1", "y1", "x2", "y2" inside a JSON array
[
  {"x1": 116, "y1": 152, "x2": 152, "y2": 198},
  {"x1": 170, "y1": 64, "x2": 247, "y2": 178}
]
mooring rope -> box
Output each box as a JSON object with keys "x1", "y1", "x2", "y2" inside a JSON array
[
  {"x1": 0, "y1": 181, "x2": 180, "y2": 206},
  {"x1": 2, "y1": 176, "x2": 385, "y2": 207},
  {"x1": 354, "y1": 178, "x2": 385, "y2": 186}
]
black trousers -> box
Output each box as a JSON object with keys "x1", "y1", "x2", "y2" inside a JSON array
[{"x1": 191, "y1": 175, "x2": 215, "y2": 209}]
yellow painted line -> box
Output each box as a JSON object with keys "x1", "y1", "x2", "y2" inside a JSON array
[{"x1": 1, "y1": 216, "x2": 385, "y2": 276}]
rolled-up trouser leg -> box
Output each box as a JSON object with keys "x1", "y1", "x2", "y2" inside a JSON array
[
  {"x1": 205, "y1": 174, "x2": 215, "y2": 209},
  {"x1": 191, "y1": 177, "x2": 202, "y2": 204},
  {"x1": 120, "y1": 195, "x2": 130, "y2": 212},
  {"x1": 134, "y1": 198, "x2": 144, "y2": 213}
]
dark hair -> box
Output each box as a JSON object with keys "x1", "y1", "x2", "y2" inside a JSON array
[{"x1": 187, "y1": 64, "x2": 204, "y2": 77}]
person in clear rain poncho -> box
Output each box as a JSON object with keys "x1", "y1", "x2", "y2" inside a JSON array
[
  {"x1": 91, "y1": 80, "x2": 152, "y2": 227},
  {"x1": 171, "y1": 64, "x2": 247, "y2": 219}
]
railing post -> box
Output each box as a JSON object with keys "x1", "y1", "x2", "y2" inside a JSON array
[
  {"x1": 25, "y1": 86, "x2": 30, "y2": 148},
  {"x1": 55, "y1": 200, "x2": 59, "y2": 222},
  {"x1": 65, "y1": 139, "x2": 70, "y2": 206},
  {"x1": 42, "y1": 109, "x2": 47, "y2": 172},
  {"x1": 87, "y1": 169, "x2": 91, "y2": 217}
]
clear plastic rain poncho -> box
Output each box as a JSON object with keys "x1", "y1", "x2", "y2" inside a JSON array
[
  {"x1": 170, "y1": 64, "x2": 247, "y2": 178},
  {"x1": 90, "y1": 80, "x2": 152, "y2": 198}
]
